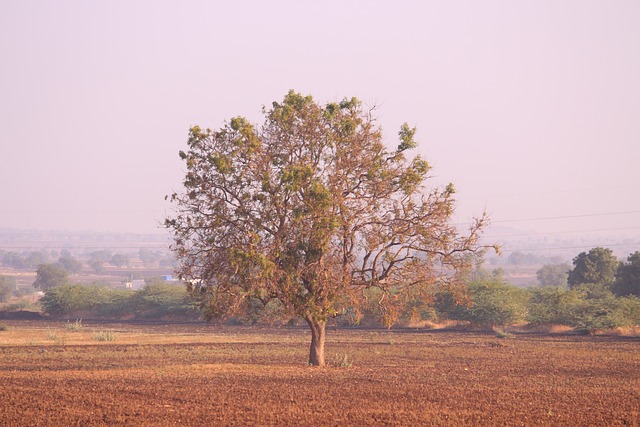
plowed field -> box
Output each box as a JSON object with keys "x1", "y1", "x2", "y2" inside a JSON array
[{"x1": 1, "y1": 321, "x2": 638, "y2": 426}]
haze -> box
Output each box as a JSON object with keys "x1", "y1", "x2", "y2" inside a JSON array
[{"x1": 1, "y1": 1, "x2": 638, "y2": 242}]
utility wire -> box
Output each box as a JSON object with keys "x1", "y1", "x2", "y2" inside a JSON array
[{"x1": 491, "y1": 210, "x2": 640, "y2": 224}]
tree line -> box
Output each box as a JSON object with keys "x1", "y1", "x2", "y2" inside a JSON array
[
  {"x1": 24, "y1": 246, "x2": 640, "y2": 334},
  {"x1": 0, "y1": 248, "x2": 175, "y2": 274}
]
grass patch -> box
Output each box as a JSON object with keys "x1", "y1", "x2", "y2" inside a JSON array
[
  {"x1": 330, "y1": 353, "x2": 353, "y2": 368},
  {"x1": 92, "y1": 329, "x2": 116, "y2": 342},
  {"x1": 64, "y1": 319, "x2": 84, "y2": 332},
  {"x1": 494, "y1": 328, "x2": 514, "y2": 339},
  {"x1": 44, "y1": 328, "x2": 60, "y2": 341}
]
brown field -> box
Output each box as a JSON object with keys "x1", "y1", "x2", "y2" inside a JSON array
[{"x1": 0, "y1": 320, "x2": 639, "y2": 426}]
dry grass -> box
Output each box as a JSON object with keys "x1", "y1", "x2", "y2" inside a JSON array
[{"x1": 0, "y1": 320, "x2": 639, "y2": 426}]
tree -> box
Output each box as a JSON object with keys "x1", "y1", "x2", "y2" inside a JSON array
[
  {"x1": 536, "y1": 263, "x2": 570, "y2": 287},
  {"x1": 88, "y1": 250, "x2": 112, "y2": 273},
  {"x1": 613, "y1": 251, "x2": 640, "y2": 296},
  {"x1": 2, "y1": 252, "x2": 28, "y2": 269},
  {"x1": 0, "y1": 275, "x2": 16, "y2": 303},
  {"x1": 567, "y1": 247, "x2": 618, "y2": 289},
  {"x1": 33, "y1": 263, "x2": 69, "y2": 291},
  {"x1": 25, "y1": 251, "x2": 49, "y2": 269},
  {"x1": 166, "y1": 91, "x2": 492, "y2": 365},
  {"x1": 139, "y1": 248, "x2": 162, "y2": 266},
  {"x1": 58, "y1": 254, "x2": 83, "y2": 274},
  {"x1": 110, "y1": 253, "x2": 130, "y2": 268}
]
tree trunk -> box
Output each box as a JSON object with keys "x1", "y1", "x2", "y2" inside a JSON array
[{"x1": 306, "y1": 317, "x2": 326, "y2": 366}]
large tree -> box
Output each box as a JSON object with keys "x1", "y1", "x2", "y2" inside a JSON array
[
  {"x1": 567, "y1": 247, "x2": 618, "y2": 289},
  {"x1": 166, "y1": 91, "x2": 491, "y2": 365},
  {"x1": 33, "y1": 263, "x2": 69, "y2": 291},
  {"x1": 613, "y1": 251, "x2": 640, "y2": 296},
  {"x1": 536, "y1": 263, "x2": 570, "y2": 287}
]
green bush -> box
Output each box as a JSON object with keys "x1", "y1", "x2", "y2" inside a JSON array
[
  {"x1": 527, "y1": 284, "x2": 640, "y2": 333},
  {"x1": 39, "y1": 283, "x2": 198, "y2": 320},
  {"x1": 436, "y1": 279, "x2": 528, "y2": 328},
  {"x1": 132, "y1": 283, "x2": 198, "y2": 319},
  {"x1": 526, "y1": 286, "x2": 584, "y2": 326}
]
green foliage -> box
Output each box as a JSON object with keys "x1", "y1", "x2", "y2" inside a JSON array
[
  {"x1": 436, "y1": 279, "x2": 528, "y2": 328},
  {"x1": 57, "y1": 255, "x2": 83, "y2": 274},
  {"x1": 110, "y1": 253, "x2": 130, "y2": 268},
  {"x1": 467, "y1": 280, "x2": 529, "y2": 327},
  {"x1": 88, "y1": 250, "x2": 112, "y2": 273},
  {"x1": 568, "y1": 247, "x2": 618, "y2": 288},
  {"x1": 0, "y1": 275, "x2": 16, "y2": 302},
  {"x1": 139, "y1": 248, "x2": 162, "y2": 265},
  {"x1": 167, "y1": 91, "x2": 492, "y2": 365},
  {"x1": 527, "y1": 286, "x2": 583, "y2": 326},
  {"x1": 2, "y1": 251, "x2": 28, "y2": 269},
  {"x1": 132, "y1": 283, "x2": 198, "y2": 319},
  {"x1": 527, "y1": 284, "x2": 640, "y2": 333},
  {"x1": 39, "y1": 283, "x2": 198, "y2": 320},
  {"x1": 2, "y1": 251, "x2": 50, "y2": 270},
  {"x1": 33, "y1": 263, "x2": 69, "y2": 290},
  {"x1": 615, "y1": 296, "x2": 640, "y2": 326},
  {"x1": 536, "y1": 263, "x2": 570, "y2": 287},
  {"x1": 568, "y1": 285, "x2": 637, "y2": 333},
  {"x1": 612, "y1": 251, "x2": 640, "y2": 297},
  {"x1": 39, "y1": 285, "x2": 101, "y2": 316}
]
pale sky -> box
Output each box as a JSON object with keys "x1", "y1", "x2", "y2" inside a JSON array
[{"x1": 1, "y1": 1, "x2": 639, "y2": 242}]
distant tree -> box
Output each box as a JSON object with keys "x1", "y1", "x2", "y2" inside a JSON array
[
  {"x1": 138, "y1": 248, "x2": 162, "y2": 266},
  {"x1": 506, "y1": 251, "x2": 527, "y2": 266},
  {"x1": 110, "y1": 253, "x2": 130, "y2": 268},
  {"x1": 58, "y1": 255, "x2": 83, "y2": 274},
  {"x1": 567, "y1": 247, "x2": 618, "y2": 289},
  {"x1": 88, "y1": 250, "x2": 112, "y2": 273},
  {"x1": 0, "y1": 276, "x2": 16, "y2": 302},
  {"x1": 166, "y1": 91, "x2": 492, "y2": 365},
  {"x1": 88, "y1": 260, "x2": 104, "y2": 274},
  {"x1": 25, "y1": 251, "x2": 49, "y2": 269},
  {"x1": 33, "y1": 263, "x2": 69, "y2": 291},
  {"x1": 612, "y1": 251, "x2": 640, "y2": 297},
  {"x1": 2, "y1": 252, "x2": 28, "y2": 269},
  {"x1": 536, "y1": 263, "x2": 570, "y2": 287}
]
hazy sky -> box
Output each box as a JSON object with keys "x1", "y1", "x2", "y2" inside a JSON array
[{"x1": 1, "y1": 1, "x2": 639, "y2": 240}]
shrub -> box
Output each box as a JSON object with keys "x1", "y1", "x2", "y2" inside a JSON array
[
  {"x1": 526, "y1": 286, "x2": 583, "y2": 326},
  {"x1": 64, "y1": 319, "x2": 83, "y2": 331},
  {"x1": 436, "y1": 279, "x2": 528, "y2": 328},
  {"x1": 330, "y1": 353, "x2": 353, "y2": 368},
  {"x1": 92, "y1": 329, "x2": 115, "y2": 342},
  {"x1": 132, "y1": 283, "x2": 199, "y2": 319}
]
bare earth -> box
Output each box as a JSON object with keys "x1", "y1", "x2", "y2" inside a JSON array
[{"x1": 0, "y1": 320, "x2": 638, "y2": 426}]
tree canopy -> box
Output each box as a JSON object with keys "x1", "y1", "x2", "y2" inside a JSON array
[
  {"x1": 166, "y1": 91, "x2": 492, "y2": 365},
  {"x1": 33, "y1": 263, "x2": 69, "y2": 291},
  {"x1": 536, "y1": 263, "x2": 570, "y2": 287},
  {"x1": 613, "y1": 251, "x2": 640, "y2": 297},
  {"x1": 567, "y1": 247, "x2": 618, "y2": 289}
]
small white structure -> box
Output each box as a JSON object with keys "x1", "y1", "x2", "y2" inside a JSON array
[{"x1": 123, "y1": 279, "x2": 146, "y2": 290}]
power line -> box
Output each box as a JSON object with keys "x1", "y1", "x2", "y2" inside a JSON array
[
  {"x1": 491, "y1": 210, "x2": 640, "y2": 224},
  {"x1": 483, "y1": 226, "x2": 640, "y2": 239},
  {"x1": 497, "y1": 242, "x2": 640, "y2": 254}
]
